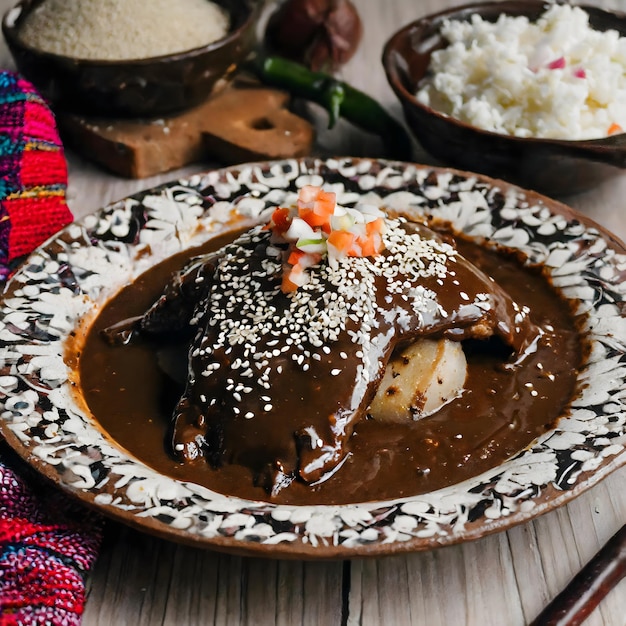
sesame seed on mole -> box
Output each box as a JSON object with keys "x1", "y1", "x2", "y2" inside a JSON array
[{"x1": 187, "y1": 215, "x2": 507, "y2": 423}]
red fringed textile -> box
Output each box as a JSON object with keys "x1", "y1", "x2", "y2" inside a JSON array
[
  {"x1": 0, "y1": 70, "x2": 73, "y2": 281},
  {"x1": 0, "y1": 71, "x2": 101, "y2": 624},
  {"x1": 0, "y1": 447, "x2": 102, "y2": 625}
]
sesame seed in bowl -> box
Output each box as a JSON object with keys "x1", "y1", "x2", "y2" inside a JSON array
[
  {"x1": 17, "y1": 0, "x2": 231, "y2": 61},
  {"x1": 2, "y1": 0, "x2": 261, "y2": 117}
]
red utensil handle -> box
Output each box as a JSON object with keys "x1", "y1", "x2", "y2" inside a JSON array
[{"x1": 531, "y1": 524, "x2": 626, "y2": 626}]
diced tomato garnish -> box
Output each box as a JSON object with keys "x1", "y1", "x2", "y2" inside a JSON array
[
  {"x1": 298, "y1": 184, "x2": 320, "y2": 204},
  {"x1": 269, "y1": 207, "x2": 292, "y2": 234},
  {"x1": 327, "y1": 229, "x2": 356, "y2": 253},
  {"x1": 357, "y1": 237, "x2": 376, "y2": 257},
  {"x1": 288, "y1": 248, "x2": 306, "y2": 266},
  {"x1": 281, "y1": 273, "x2": 299, "y2": 292},
  {"x1": 299, "y1": 207, "x2": 326, "y2": 227},
  {"x1": 608, "y1": 123, "x2": 623, "y2": 136},
  {"x1": 298, "y1": 188, "x2": 336, "y2": 227},
  {"x1": 366, "y1": 217, "x2": 385, "y2": 236},
  {"x1": 268, "y1": 185, "x2": 385, "y2": 293},
  {"x1": 313, "y1": 190, "x2": 336, "y2": 216}
]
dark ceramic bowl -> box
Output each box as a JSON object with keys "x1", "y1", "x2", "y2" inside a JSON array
[
  {"x1": 382, "y1": 0, "x2": 626, "y2": 196},
  {"x1": 2, "y1": 0, "x2": 261, "y2": 118}
]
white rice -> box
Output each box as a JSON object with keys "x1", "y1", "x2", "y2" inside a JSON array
[
  {"x1": 415, "y1": 3, "x2": 626, "y2": 140},
  {"x1": 18, "y1": 0, "x2": 231, "y2": 61}
]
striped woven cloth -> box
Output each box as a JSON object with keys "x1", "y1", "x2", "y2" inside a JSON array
[
  {"x1": 0, "y1": 71, "x2": 102, "y2": 624},
  {"x1": 0, "y1": 445, "x2": 102, "y2": 626},
  {"x1": 0, "y1": 70, "x2": 73, "y2": 281}
]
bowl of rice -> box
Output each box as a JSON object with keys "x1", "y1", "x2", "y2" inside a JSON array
[
  {"x1": 382, "y1": 1, "x2": 626, "y2": 196},
  {"x1": 2, "y1": 0, "x2": 262, "y2": 117}
]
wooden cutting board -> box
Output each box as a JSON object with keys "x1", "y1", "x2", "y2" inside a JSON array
[{"x1": 57, "y1": 86, "x2": 315, "y2": 178}]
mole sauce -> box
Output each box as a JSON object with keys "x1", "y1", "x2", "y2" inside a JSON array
[{"x1": 77, "y1": 228, "x2": 582, "y2": 505}]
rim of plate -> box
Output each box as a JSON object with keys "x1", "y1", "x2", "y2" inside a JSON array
[{"x1": 1, "y1": 157, "x2": 626, "y2": 559}]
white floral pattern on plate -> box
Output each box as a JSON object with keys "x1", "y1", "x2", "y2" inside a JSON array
[{"x1": 1, "y1": 157, "x2": 625, "y2": 557}]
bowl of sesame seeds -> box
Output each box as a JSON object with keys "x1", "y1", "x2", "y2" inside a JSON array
[{"x1": 2, "y1": 0, "x2": 262, "y2": 117}]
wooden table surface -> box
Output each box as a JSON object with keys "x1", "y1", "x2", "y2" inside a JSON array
[{"x1": 2, "y1": 0, "x2": 626, "y2": 624}]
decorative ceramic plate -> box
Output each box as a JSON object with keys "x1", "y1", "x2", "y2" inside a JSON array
[{"x1": 1, "y1": 157, "x2": 626, "y2": 558}]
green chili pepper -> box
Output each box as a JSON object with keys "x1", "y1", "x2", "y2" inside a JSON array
[{"x1": 246, "y1": 54, "x2": 413, "y2": 161}]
